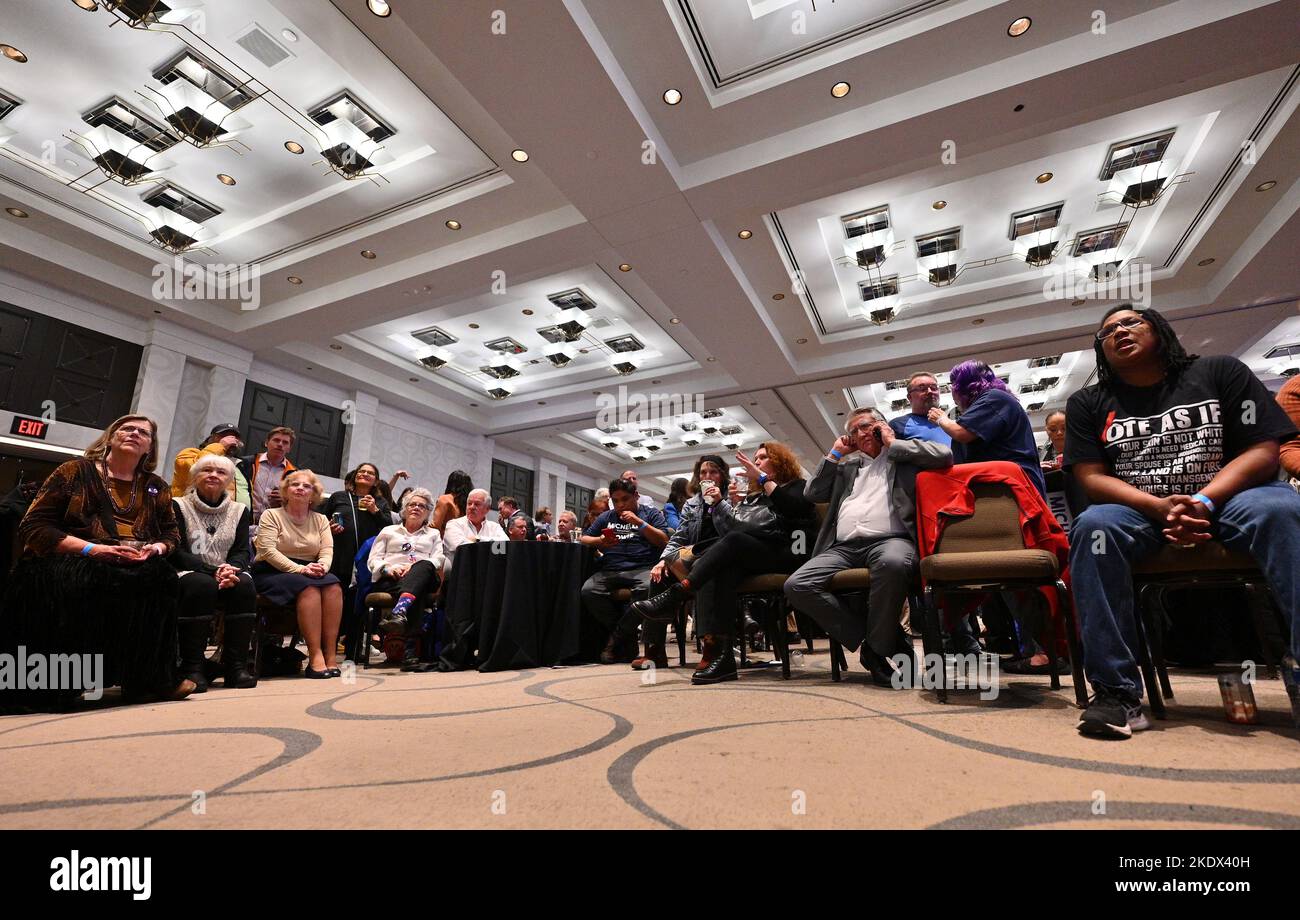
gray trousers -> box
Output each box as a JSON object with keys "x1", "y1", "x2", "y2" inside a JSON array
[
  {"x1": 783, "y1": 535, "x2": 916, "y2": 656},
  {"x1": 580, "y1": 567, "x2": 653, "y2": 634}
]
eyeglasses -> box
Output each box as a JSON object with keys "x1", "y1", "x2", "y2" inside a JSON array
[
  {"x1": 1096, "y1": 314, "x2": 1147, "y2": 342},
  {"x1": 848, "y1": 421, "x2": 878, "y2": 436},
  {"x1": 405, "y1": 502, "x2": 429, "y2": 511},
  {"x1": 116, "y1": 425, "x2": 152, "y2": 438},
  {"x1": 908, "y1": 384, "x2": 940, "y2": 393}
]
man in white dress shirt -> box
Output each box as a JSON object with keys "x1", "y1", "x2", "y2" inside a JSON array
[{"x1": 442, "y1": 488, "x2": 508, "y2": 576}]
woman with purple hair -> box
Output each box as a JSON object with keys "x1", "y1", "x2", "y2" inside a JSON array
[
  {"x1": 927, "y1": 360, "x2": 1061, "y2": 675},
  {"x1": 927, "y1": 360, "x2": 1047, "y2": 498}
]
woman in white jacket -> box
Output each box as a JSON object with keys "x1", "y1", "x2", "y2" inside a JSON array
[{"x1": 367, "y1": 487, "x2": 445, "y2": 631}]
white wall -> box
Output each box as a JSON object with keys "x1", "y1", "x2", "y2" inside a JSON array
[{"x1": 0, "y1": 268, "x2": 560, "y2": 500}]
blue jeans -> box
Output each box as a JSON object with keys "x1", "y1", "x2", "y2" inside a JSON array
[{"x1": 1068, "y1": 480, "x2": 1300, "y2": 699}]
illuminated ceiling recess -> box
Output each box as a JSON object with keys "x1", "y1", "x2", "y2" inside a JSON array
[{"x1": 0, "y1": 0, "x2": 488, "y2": 262}]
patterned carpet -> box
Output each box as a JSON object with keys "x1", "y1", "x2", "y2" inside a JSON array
[{"x1": 2, "y1": 641, "x2": 1297, "y2": 830}]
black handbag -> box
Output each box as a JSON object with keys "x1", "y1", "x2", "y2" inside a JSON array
[{"x1": 730, "y1": 493, "x2": 785, "y2": 541}]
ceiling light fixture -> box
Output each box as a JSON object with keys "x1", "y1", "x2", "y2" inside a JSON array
[
  {"x1": 883, "y1": 335, "x2": 895, "y2": 341},
  {"x1": 663, "y1": 89, "x2": 682, "y2": 105},
  {"x1": 669, "y1": 317, "x2": 681, "y2": 324},
  {"x1": 932, "y1": 200, "x2": 947, "y2": 210},
  {"x1": 521, "y1": 308, "x2": 533, "y2": 315},
  {"x1": 330, "y1": 343, "x2": 343, "y2": 350},
  {"x1": 1007, "y1": 17, "x2": 1031, "y2": 36},
  {"x1": 469, "y1": 322, "x2": 480, "y2": 329},
  {"x1": 831, "y1": 82, "x2": 851, "y2": 98},
  {"x1": 1, "y1": 45, "x2": 28, "y2": 63},
  {"x1": 511, "y1": 148, "x2": 529, "y2": 162},
  {"x1": 361, "y1": 249, "x2": 377, "y2": 259},
  {"x1": 73, "y1": 0, "x2": 99, "y2": 9},
  {"x1": 795, "y1": 338, "x2": 807, "y2": 345},
  {"x1": 772, "y1": 293, "x2": 785, "y2": 301},
  {"x1": 707, "y1": 356, "x2": 718, "y2": 361},
  {"x1": 281, "y1": 29, "x2": 299, "y2": 43},
  {"x1": 738, "y1": 229, "x2": 752, "y2": 239},
  {"x1": 367, "y1": 0, "x2": 392, "y2": 17},
  {"x1": 1255, "y1": 180, "x2": 1277, "y2": 192},
  {"x1": 618, "y1": 263, "x2": 632, "y2": 272},
  {"x1": 70, "y1": 126, "x2": 176, "y2": 186},
  {"x1": 217, "y1": 173, "x2": 236, "y2": 186},
  {"x1": 972, "y1": 318, "x2": 985, "y2": 325},
  {"x1": 1198, "y1": 258, "x2": 1216, "y2": 266},
  {"x1": 287, "y1": 275, "x2": 303, "y2": 285},
  {"x1": 1071, "y1": 298, "x2": 1086, "y2": 306},
  {"x1": 284, "y1": 140, "x2": 305, "y2": 154},
  {"x1": 1013, "y1": 104, "x2": 1025, "y2": 112},
  {"x1": 445, "y1": 219, "x2": 461, "y2": 230},
  {"x1": 5, "y1": 207, "x2": 29, "y2": 218},
  {"x1": 1036, "y1": 172, "x2": 1053, "y2": 183}
]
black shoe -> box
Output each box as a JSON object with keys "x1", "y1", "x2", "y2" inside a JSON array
[
  {"x1": 303, "y1": 666, "x2": 331, "y2": 679},
  {"x1": 692, "y1": 647, "x2": 738, "y2": 685},
  {"x1": 223, "y1": 667, "x2": 258, "y2": 689},
  {"x1": 1077, "y1": 687, "x2": 1149, "y2": 739},
  {"x1": 859, "y1": 644, "x2": 907, "y2": 689},
  {"x1": 629, "y1": 584, "x2": 685, "y2": 624}
]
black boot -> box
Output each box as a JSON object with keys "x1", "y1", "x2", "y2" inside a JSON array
[
  {"x1": 220, "y1": 612, "x2": 258, "y2": 689},
  {"x1": 691, "y1": 636, "x2": 737, "y2": 685},
  {"x1": 628, "y1": 583, "x2": 686, "y2": 624},
  {"x1": 176, "y1": 615, "x2": 214, "y2": 693}
]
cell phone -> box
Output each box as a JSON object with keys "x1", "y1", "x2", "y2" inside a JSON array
[
  {"x1": 872, "y1": 426, "x2": 884, "y2": 445},
  {"x1": 331, "y1": 512, "x2": 343, "y2": 526},
  {"x1": 601, "y1": 526, "x2": 616, "y2": 540}
]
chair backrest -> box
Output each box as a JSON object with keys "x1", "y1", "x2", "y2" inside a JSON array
[{"x1": 934, "y1": 482, "x2": 1025, "y2": 554}]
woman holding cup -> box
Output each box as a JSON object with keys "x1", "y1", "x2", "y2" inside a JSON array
[
  {"x1": 1, "y1": 415, "x2": 196, "y2": 708},
  {"x1": 320, "y1": 462, "x2": 390, "y2": 659}
]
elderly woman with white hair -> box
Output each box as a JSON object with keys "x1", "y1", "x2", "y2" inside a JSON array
[
  {"x1": 170, "y1": 453, "x2": 257, "y2": 691},
  {"x1": 367, "y1": 486, "x2": 445, "y2": 632}
]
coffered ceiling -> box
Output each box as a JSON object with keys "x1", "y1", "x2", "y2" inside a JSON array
[{"x1": 1, "y1": 0, "x2": 1297, "y2": 494}]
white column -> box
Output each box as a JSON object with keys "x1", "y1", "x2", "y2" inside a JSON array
[
  {"x1": 201, "y1": 364, "x2": 247, "y2": 436},
  {"x1": 340, "y1": 390, "x2": 379, "y2": 474},
  {"x1": 131, "y1": 343, "x2": 187, "y2": 464}
]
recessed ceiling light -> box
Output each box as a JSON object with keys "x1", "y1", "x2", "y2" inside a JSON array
[
  {"x1": 153, "y1": 309, "x2": 161, "y2": 314},
  {"x1": 618, "y1": 263, "x2": 632, "y2": 272},
  {"x1": 1013, "y1": 103, "x2": 1025, "y2": 112},
  {"x1": 738, "y1": 229, "x2": 752, "y2": 239},
  {"x1": 796, "y1": 338, "x2": 807, "y2": 345},
  {"x1": 330, "y1": 343, "x2": 343, "y2": 350},
  {"x1": 1007, "y1": 17, "x2": 1031, "y2": 36},
  {"x1": 409, "y1": 377, "x2": 418, "y2": 382},
  {"x1": 284, "y1": 141, "x2": 305, "y2": 155},
  {"x1": 361, "y1": 250, "x2": 377, "y2": 259},
  {"x1": 73, "y1": 0, "x2": 99, "y2": 9},
  {"x1": 511, "y1": 148, "x2": 529, "y2": 163},
  {"x1": 1071, "y1": 298, "x2": 1086, "y2": 306},
  {"x1": 217, "y1": 174, "x2": 236, "y2": 186},
  {"x1": 281, "y1": 28, "x2": 299, "y2": 43},
  {"x1": 663, "y1": 89, "x2": 682, "y2": 105},
  {"x1": 1255, "y1": 180, "x2": 1277, "y2": 192},
  {"x1": 972, "y1": 318, "x2": 985, "y2": 325},
  {"x1": 931, "y1": 200, "x2": 947, "y2": 210},
  {"x1": 468, "y1": 323, "x2": 480, "y2": 329},
  {"x1": 830, "y1": 82, "x2": 851, "y2": 98},
  {"x1": 522, "y1": 308, "x2": 533, "y2": 315},
  {"x1": 368, "y1": 0, "x2": 392, "y2": 17},
  {"x1": 669, "y1": 318, "x2": 681, "y2": 324},
  {"x1": 883, "y1": 335, "x2": 895, "y2": 342},
  {"x1": 305, "y1": 366, "x2": 314, "y2": 371},
  {"x1": 1035, "y1": 172, "x2": 1053, "y2": 184},
  {"x1": 287, "y1": 276, "x2": 303, "y2": 285},
  {"x1": 707, "y1": 356, "x2": 717, "y2": 362},
  {"x1": 537, "y1": 401, "x2": 546, "y2": 406},
  {"x1": 772, "y1": 293, "x2": 785, "y2": 300},
  {"x1": 652, "y1": 379, "x2": 662, "y2": 385},
  {"x1": 445, "y1": 219, "x2": 461, "y2": 230},
  {"x1": 1198, "y1": 258, "x2": 1216, "y2": 266},
  {"x1": 5, "y1": 207, "x2": 29, "y2": 218},
  {"x1": 1, "y1": 45, "x2": 28, "y2": 63}
]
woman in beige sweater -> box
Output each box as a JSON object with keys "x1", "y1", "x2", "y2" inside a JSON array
[{"x1": 252, "y1": 469, "x2": 343, "y2": 678}]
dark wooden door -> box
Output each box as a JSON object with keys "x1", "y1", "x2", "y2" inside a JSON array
[
  {"x1": 490, "y1": 459, "x2": 534, "y2": 516},
  {"x1": 239, "y1": 382, "x2": 344, "y2": 477},
  {"x1": 0, "y1": 301, "x2": 142, "y2": 429}
]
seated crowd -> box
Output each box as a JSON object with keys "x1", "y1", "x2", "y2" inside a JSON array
[{"x1": 1, "y1": 305, "x2": 1298, "y2": 741}]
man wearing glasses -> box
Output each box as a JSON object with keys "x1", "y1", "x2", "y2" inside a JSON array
[
  {"x1": 889, "y1": 372, "x2": 952, "y2": 446},
  {"x1": 785, "y1": 407, "x2": 952, "y2": 684},
  {"x1": 1067, "y1": 304, "x2": 1300, "y2": 738}
]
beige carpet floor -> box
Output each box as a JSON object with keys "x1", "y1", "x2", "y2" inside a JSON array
[{"x1": 2, "y1": 641, "x2": 1297, "y2": 829}]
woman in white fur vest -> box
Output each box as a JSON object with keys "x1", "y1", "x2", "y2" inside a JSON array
[{"x1": 170, "y1": 453, "x2": 257, "y2": 691}]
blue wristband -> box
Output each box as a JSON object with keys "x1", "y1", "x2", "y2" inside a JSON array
[
  {"x1": 81, "y1": 543, "x2": 95, "y2": 556},
  {"x1": 758, "y1": 473, "x2": 769, "y2": 486},
  {"x1": 829, "y1": 449, "x2": 843, "y2": 460},
  {"x1": 1191, "y1": 493, "x2": 1216, "y2": 515}
]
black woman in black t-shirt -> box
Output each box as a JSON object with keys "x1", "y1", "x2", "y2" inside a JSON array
[{"x1": 1065, "y1": 304, "x2": 1300, "y2": 739}]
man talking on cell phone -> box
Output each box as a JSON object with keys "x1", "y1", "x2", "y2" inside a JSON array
[{"x1": 784, "y1": 407, "x2": 953, "y2": 685}]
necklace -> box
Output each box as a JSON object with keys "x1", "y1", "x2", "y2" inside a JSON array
[{"x1": 100, "y1": 461, "x2": 140, "y2": 517}]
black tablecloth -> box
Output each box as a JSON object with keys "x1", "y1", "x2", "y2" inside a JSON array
[{"x1": 439, "y1": 541, "x2": 595, "y2": 672}]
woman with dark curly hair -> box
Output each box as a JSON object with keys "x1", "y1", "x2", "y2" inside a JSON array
[
  {"x1": 629, "y1": 445, "x2": 815, "y2": 684},
  {"x1": 0, "y1": 415, "x2": 196, "y2": 709}
]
